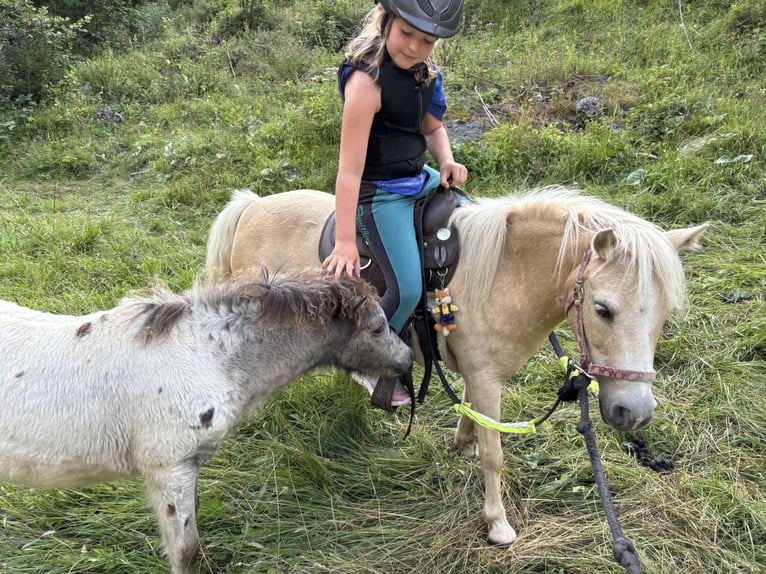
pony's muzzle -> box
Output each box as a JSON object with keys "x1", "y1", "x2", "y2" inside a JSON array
[
  {"x1": 391, "y1": 348, "x2": 414, "y2": 377},
  {"x1": 599, "y1": 382, "x2": 657, "y2": 431}
]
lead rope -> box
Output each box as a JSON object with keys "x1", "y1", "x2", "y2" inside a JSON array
[
  {"x1": 549, "y1": 333, "x2": 642, "y2": 574},
  {"x1": 576, "y1": 381, "x2": 642, "y2": 574}
]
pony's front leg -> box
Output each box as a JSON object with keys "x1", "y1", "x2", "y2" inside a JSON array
[
  {"x1": 466, "y1": 376, "x2": 517, "y2": 547},
  {"x1": 476, "y1": 423, "x2": 517, "y2": 546},
  {"x1": 145, "y1": 464, "x2": 201, "y2": 574}
]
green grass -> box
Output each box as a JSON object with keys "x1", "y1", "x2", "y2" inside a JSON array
[{"x1": 1, "y1": 0, "x2": 764, "y2": 572}]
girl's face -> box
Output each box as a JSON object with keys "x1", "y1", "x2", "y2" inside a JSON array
[{"x1": 385, "y1": 16, "x2": 437, "y2": 69}]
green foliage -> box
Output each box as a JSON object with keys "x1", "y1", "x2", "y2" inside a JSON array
[
  {"x1": 724, "y1": 0, "x2": 766, "y2": 35},
  {"x1": 466, "y1": 120, "x2": 638, "y2": 186},
  {"x1": 34, "y1": 0, "x2": 170, "y2": 51},
  {"x1": 214, "y1": 0, "x2": 274, "y2": 39},
  {"x1": 0, "y1": 0, "x2": 87, "y2": 103},
  {"x1": 67, "y1": 39, "x2": 235, "y2": 104},
  {"x1": 292, "y1": 0, "x2": 364, "y2": 51}
]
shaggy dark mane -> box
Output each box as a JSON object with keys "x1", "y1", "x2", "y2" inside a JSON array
[
  {"x1": 214, "y1": 268, "x2": 377, "y2": 327},
  {"x1": 120, "y1": 285, "x2": 189, "y2": 343},
  {"x1": 124, "y1": 269, "x2": 377, "y2": 342}
]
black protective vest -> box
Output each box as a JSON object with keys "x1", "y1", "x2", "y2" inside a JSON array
[{"x1": 339, "y1": 52, "x2": 437, "y2": 181}]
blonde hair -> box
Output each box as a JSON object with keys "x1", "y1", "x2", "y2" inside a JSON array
[{"x1": 345, "y1": 6, "x2": 438, "y2": 83}]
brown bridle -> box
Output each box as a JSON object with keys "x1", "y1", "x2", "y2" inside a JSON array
[{"x1": 564, "y1": 243, "x2": 657, "y2": 383}]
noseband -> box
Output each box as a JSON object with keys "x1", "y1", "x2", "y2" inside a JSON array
[{"x1": 564, "y1": 244, "x2": 656, "y2": 383}]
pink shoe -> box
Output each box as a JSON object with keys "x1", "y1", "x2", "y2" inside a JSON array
[
  {"x1": 351, "y1": 372, "x2": 411, "y2": 409},
  {"x1": 389, "y1": 380, "x2": 411, "y2": 406}
]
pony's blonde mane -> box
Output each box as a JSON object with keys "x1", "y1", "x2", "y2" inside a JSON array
[{"x1": 451, "y1": 186, "x2": 687, "y2": 310}]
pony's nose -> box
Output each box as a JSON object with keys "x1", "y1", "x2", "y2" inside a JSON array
[
  {"x1": 608, "y1": 403, "x2": 654, "y2": 431},
  {"x1": 396, "y1": 348, "x2": 414, "y2": 375}
]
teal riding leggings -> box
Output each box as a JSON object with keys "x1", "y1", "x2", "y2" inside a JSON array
[{"x1": 356, "y1": 166, "x2": 440, "y2": 334}]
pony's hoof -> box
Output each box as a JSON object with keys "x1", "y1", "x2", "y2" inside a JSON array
[
  {"x1": 488, "y1": 522, "x2": 517, "y2": 547},
  {"x1": 455, "y1": 442, "x2": 477, "y2": 458},
  {"x1": 457, "y1": 445, "x2": 479, "y2": 458}
]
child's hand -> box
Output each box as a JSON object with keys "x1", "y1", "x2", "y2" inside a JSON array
[
  {"x1": 322, "y1": 240, "x2": 361, "y2": 278},
  {"x1": 440, "y1": 161, "x2": 468, "y2": 187}
]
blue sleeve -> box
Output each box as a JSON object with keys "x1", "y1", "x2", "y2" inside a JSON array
[
  {"x1": 427, "y1": 69, "x2": 447, "y2": 121},
  {"x1": 337, "y1": 61, "x2": 354, "y2": 102}
]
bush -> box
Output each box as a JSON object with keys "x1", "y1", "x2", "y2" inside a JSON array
[
  {"x1": 33, "y1": 0, "x2": 170, "y2": 51},
  {"x1": 0, "y1": 0, "x2": 86, "y2": 104},
  {"x1": 296, "y1": 0, "x2": 362, "y2": 51},
  {"x1": 214, "y1": 0, "x2": 274, "y2": 40}
]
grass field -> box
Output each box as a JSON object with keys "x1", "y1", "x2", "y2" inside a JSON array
[{"x1": 0, "y1": 0, "x2": 764, "y2": 572}]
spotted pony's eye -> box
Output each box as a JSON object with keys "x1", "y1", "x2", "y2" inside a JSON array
[
  {"x1": 594, "y1": 302, "x2": 612, "y2": 320},
  {"x1": 372, "y1": 318, "x2": 388, "y2": 336}
]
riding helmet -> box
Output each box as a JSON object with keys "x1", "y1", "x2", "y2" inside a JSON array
[{"x1": 377, "y1": 0, "x2": 463, "y2": 38}]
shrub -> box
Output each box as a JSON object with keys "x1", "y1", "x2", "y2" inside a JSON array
[
  {"x1": 214, "y1": 0, "x2": 274, "y2": 39},
  {"x1": 295, "y1": 0, "x2": 362, "y2": 51},
  {"x1": 0, "y1": 0, "x2": 86, "y2": 104},
  {"x1": 33, "y1": 0, "x2": 170, "y2": 51}
]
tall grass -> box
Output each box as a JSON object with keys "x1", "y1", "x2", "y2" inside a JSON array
[{"x1": 0, "y1": 0, "x2": 764, "y2": 572}]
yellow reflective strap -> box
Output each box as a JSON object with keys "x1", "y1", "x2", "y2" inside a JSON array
[{"x1": 454, "y1": 402, "x2": 537, "y2": 434}]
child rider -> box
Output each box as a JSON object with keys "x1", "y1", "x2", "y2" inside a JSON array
[{"x1": 322, "y1": 0, "x2": 468, "y2": 410}]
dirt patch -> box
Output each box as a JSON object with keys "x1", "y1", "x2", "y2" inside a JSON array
[{"x1": 444, "y1": 118, "x2": 491, "y2": 143}]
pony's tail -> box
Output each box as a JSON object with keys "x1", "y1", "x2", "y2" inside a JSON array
[{"x1": 204, "y1": 189, "x2": 260, "y2": 284}]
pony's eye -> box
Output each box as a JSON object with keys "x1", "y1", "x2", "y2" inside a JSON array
[
  {"x1": 594, "y1": 302, "x2": 612, "y2": 320},
  {"x1": 372, "y1": 320, "x2": 388, "y2": 336}
]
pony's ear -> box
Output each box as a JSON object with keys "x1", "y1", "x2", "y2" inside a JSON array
[
  {"x1": 350, "y1": 295, "x2": 368, "y2": 313},
  {"x1": 664, "y1": 223, "x2": 709, "y2": 251},
  {"x1": 591, "y1": 228, "x2": 618, "y2": 261}
]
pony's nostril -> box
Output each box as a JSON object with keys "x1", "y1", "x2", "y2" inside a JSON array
[
  {"x1": 614, "y1": 405, "x2": 631, "y2": 428},
  {"x1": 612, "y1": 404, "x2": 652, "y2": 431}
]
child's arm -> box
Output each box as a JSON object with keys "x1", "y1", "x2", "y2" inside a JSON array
[
  {"x1": 424, "y1": 112, "x2": 467, "y2": 187},
  {"x1": 323, "y1": 71, "x2": 381, "y2": 278}
]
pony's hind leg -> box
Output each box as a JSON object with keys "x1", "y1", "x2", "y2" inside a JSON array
[
  {"x1": 145, "y1": 465, "x2": 201, "y2": 574},
  {"x1": 455, "y1": 387, "x2": 477, "y2": 457}
]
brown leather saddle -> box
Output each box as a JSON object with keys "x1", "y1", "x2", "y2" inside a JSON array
[
  {"x1": 318, "y1": 186, "x2": 468, "y2": 418},
  {"x1": 317, "y1": 186, "x2": 465, "y2": 296}
]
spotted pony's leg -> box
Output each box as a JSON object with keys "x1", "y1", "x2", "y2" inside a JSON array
[{"x1": 145, "y1": 463, "x2": 202, "y2": 574}]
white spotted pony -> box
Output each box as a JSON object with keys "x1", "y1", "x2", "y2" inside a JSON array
[{"x1": 0, "y1": 270, "x2": 412, "y2": 573}]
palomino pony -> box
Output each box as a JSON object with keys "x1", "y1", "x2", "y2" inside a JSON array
[
  {"x1": 205, "y1": 186, "x2": 707, "y2": 546},
  {"x1": 0, "y1": 270, "x2": 411, "y2": 573}
]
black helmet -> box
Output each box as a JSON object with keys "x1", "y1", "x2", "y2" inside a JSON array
[{"x1": 378, "y1": 0, "x2": 463, "y2": 38}]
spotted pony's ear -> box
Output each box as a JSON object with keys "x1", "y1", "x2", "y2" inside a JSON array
[
  {"x1": 350, "y1": 295, "x2": 368, "y2": 313},
  {"x1": 663, "y1": 223, "x2": 710, "y2": 252},
  {"x1": 591, "y1": 228, "x2": 618, "y2": 261}
]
